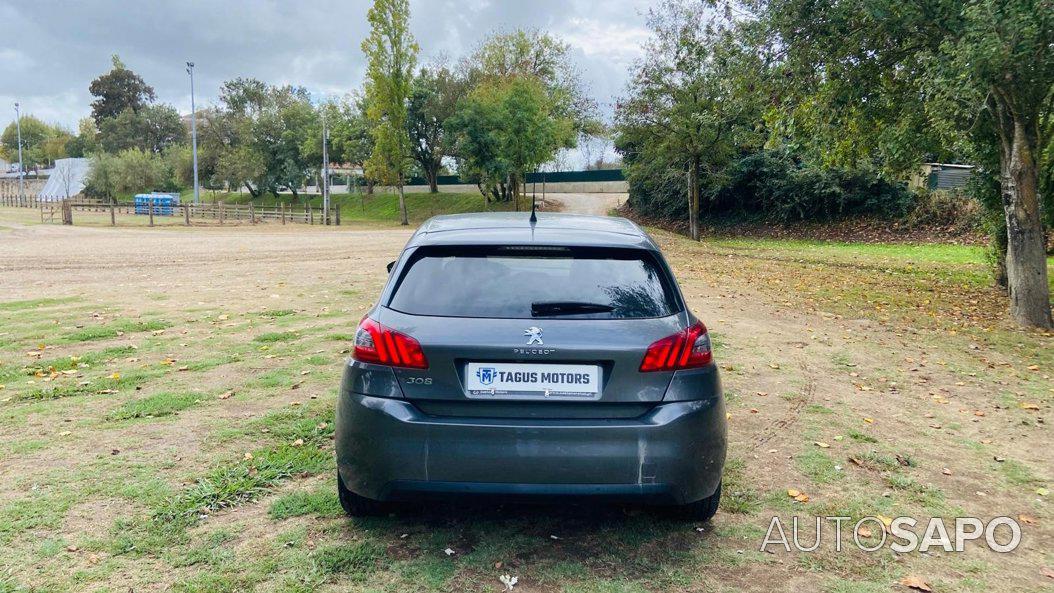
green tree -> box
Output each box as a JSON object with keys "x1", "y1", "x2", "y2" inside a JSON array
[
  {"x1": 615, "y1": 1, "x2": 764, "y2": 240},
  {"x1": 407, "y1": 65, "x2": 463, "y2": 192},
  {"x1": 98, "y1": 104, "x2": 187, "y2": 154},
  {"x1": 84, "y1": 148, "x2": 177, "y2": 198},
  {"x1": 89, "y1": 55, "x2": 156, "y2": 126},
  {"x1": 302, "y1": 96, "x2": 373, "y2": 186},
  {"x1": 362, "y1": 0, "x2": 419, "y2": 225},
  {"x1": 464, "y1": 29, "x2": 599, "y2": 138},
  {"x1": 204, "y1": 79, "x2": 316, "y2": 198},
  {"x1": 84, "y1": 152, "x2": 120, "y2": 200},
  {"x1": 66, "y1": 118, "x2": 100, "y2": 158},
  {"x1": 1, "y1": 115, "x2": 72, "y2": 168},
  {"x1": 757, "y1": 0, "x2": 1053, "y2": 327},
  {"x1": 448, "y1": 76, "x2": 573, "y2": 203}
]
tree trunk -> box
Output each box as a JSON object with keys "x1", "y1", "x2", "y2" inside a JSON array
[
  {"x1": 244, "y1": 182, "x2": 259, "y2": 199},
  {"x1": 688, "y1": 157, "x2": 700, "y2": 241},
  {"x1": 397, "y1": 182, "x2": 408, "y2": 226},
  {"x1": 1000, "y1": 117, "x2": 1052, "y2": 327},
  {"x1": 427, "y1": 166, "x2": 439, "y2": 194},
  {"x1": 992, "y1": 219, "x2": 1008, "y2": 290}
]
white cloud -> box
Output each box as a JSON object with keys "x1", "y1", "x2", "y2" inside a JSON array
[
  {"x1": 556, "y1": 17, "x2": 649, "y2": 66},
  {"x1": 0, "y1": 0, "x2": 650, "y2": 144}
]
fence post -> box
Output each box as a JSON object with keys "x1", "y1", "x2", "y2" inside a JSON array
[
  {"x1": 281, "y1": 203, "x2": 286, "y2": 224},
  {"x1": 148, "y1": 198, "x2": 155, "y2": 226},
  {"x1": 335, "y1": 206, "x2": 340, "y2": 226},
  {"x1": 110, "y1": 203, "x2": 116, "y2": 226},
  {"x1": 249, "y1": 202, "x2": 255, "y2": 224},
  {"x1": 184, "y1": 204, "x2": 190, "y2": 225},
  {"x1": 219, "y1": 201, "x2": 225, "y2": 224},
  {"x1": 63, "y1": 200, "x2": 73, "y2": 225},
  {"x1": 309, "y1": 205, "x2": 314, "y2": 225}
]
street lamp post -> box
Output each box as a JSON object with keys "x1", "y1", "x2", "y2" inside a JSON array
[
  {"x1": 186, "y1": 62, "x2": 200, "y2": 205},
  {"x1": 14, "y1": 102, "x2": 25, "y2": 204}
]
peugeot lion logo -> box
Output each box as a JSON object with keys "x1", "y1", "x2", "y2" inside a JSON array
[{"x1": 524, "y1": 326, "x2": 543, "y2": 345}]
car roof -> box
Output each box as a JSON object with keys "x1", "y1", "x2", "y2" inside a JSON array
[{"x1": 407, "y1": 212, "x2": 659, "y2": 251}]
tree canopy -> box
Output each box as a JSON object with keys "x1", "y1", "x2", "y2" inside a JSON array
[
  {"x1": 1, "y1": 115, "x2": 73, "y2": 169},
  {"x1": 362, "y1": 0, "x2": 418, "y2": 224},
  {"x1": 89, "y1": 55, "x2": 157, "y2": 126},
  {"x1": 448, "y1": 76, "x2": 573, "y2": 203},
  {"x1": 754, "y1": 0, "x2": 1053, "y2": 326}
]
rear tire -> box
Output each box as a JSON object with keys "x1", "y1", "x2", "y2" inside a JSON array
[
  {"x1": 337, "y1": 472, "x2": 389, "y2": 517},
  {"x1": 680, "y1": 481, "x2": 721, "y2": 522}
]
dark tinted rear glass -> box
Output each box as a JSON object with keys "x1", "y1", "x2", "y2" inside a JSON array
[{"x1": 388, "y1": 246, "x2": 680, "y2": 319}]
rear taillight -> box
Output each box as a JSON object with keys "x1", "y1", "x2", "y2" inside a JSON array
[
  {"x1": 639, "y1": 321, "x2": 712, "y2": 372},
  {"x1": 352, "y1": 317, "x2": 428, "y2": 369}
]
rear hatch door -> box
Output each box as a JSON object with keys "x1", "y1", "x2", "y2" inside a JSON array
[{"x1": 376, "y1": 309, "x2": 685, "y2": 403}]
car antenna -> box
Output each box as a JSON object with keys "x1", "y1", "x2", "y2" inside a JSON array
[{"x1": 529, "y1": 184, "x2": 538, "y2": 224}]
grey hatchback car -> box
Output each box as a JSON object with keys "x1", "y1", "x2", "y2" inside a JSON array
[{"x1": 335, "y1": 212, "x2": 726, "y2": 519}]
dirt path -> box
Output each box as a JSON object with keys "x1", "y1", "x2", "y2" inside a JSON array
[
  {"x1": 0, "y1": 216, "x2": 1049, "y2": 592},
  {"x1": 547, "y1": 192, "x2": 625, "y2": 215}
]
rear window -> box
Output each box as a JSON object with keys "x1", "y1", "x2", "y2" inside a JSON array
[{"x1": 387, "y1": 246, "x2": 681, "y2": 319}]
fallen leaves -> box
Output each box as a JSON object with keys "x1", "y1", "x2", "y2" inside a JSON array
[
  {"x1": 899, "y1": 575, "x2": 932, "y2": 592},
  {"x1": 218, "y1": 390, "x2": 234, "y2": 400},
  {"x1": 786, "y1": 489, "x2": 809, "y2": 502}
]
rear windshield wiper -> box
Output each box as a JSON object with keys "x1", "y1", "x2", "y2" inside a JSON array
[{"x1": 531, "y1": 301, "x2": 615, "y2": 317}]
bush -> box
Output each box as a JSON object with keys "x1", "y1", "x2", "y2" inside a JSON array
[
  {"x1": 85, "y1": 148, "x2": 184, "y2": 199},
  {"x1": 624, "y1": 149, "x2": 915, "y2": 224}
]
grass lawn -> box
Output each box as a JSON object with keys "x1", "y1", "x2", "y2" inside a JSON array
[
  {"x1": 179, "y1": 190, "x2": 525, "y2": 225},
  {"x1": 0, "y1": 192, "x2": 525, "y2": 229},
  {"x1": 0, "y1": 215, "x2": 1050, "y2": 592}
]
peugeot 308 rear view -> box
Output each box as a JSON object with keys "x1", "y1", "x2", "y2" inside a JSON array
[{"x1": 335, "y1": 212, "x2": 726, "y2": 520}]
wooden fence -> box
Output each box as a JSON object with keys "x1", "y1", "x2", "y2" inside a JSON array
[{"x1": 0, "y1": 196, "x2": 340, "y2": 226}]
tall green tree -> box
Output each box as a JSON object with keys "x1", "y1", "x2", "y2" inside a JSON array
[
  {"x1": 464, "y1": 29, "x2": 599, "y2": 138},
  {"x1": 98, "y1": 104, "x2": 187, "y2": 154},
  {"x1": 362, "y1": 0, "x2": 418, "y2": 225},
  {"x1": 615, "y1": 0, "x2": 764, "y2": 240},
  {"x1": 302, "y1": 96, "x2": 373, "y2": 187},
  {"x1": 407, "y1": 65, "x2": 463, "y2": 192},
  {"x1": 756, "y1": 0, "x2": 1053, "y2": 327},
  {"x1": 448, "y1": 76, "x2": 573, "y2": 203},
  {"x1": 89, "y1": 55, "x2": 156, "y2": 126},
  {"x1": 203, "y1": 79, "x2": 316, "y2": 198}
]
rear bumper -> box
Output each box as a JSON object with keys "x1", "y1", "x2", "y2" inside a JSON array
[{"x1": 335, "y1": 392, "x2": 726, "y2": 505}]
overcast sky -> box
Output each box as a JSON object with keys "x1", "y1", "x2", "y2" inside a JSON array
[{"x1": 0, "y1": 0, "x2": 652, "y2": 140}]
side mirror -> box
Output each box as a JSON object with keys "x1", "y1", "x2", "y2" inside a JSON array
[{"x1": 386, "y1": 261, "x2": 396, "y2": 273}]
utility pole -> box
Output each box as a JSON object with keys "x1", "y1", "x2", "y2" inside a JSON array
[
  {"x1": 186, "y1": 62, "x2": 200, "y2": 205},
  {"x1": 321, "y1": 105, "x2": 330, "y2": 224},
  {"x1": 14, "y1": 102, "x2": 25, "y2": 203}
]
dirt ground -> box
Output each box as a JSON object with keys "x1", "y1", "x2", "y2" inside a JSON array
[{"x1": 0, "y1": 207, "x2": 1050, "y2": 592}]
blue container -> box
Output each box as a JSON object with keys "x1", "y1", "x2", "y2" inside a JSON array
[{"x1": 134, "y1": 193, "x2": 180, "y2": 216}]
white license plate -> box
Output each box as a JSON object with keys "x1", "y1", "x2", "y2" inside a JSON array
[{"x1": 465, "y1": 363, "x2": 601, "y2": 398}]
